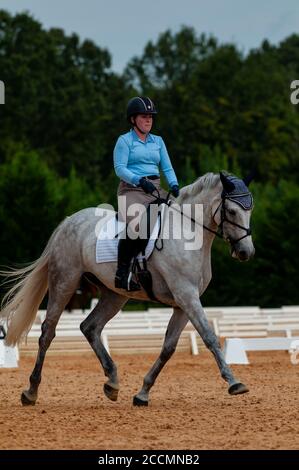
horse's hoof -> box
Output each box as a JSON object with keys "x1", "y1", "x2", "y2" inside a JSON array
[
  {"x1": 133, "y1": 395, "x2": 148, "y2": 407},
  {"x1": 103, "y1": 383, "x2": 119, "y2": 402},
  {"x1": 228, "y1": 382, "x2": 249, "y2": 395},
  {"x1": 21, "y1": 391, "x2": 36, "y2": 406}
]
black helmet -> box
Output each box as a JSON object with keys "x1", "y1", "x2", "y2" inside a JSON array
[{"x1": 126, "y1": 96, "x2": 157, "y2": 121}]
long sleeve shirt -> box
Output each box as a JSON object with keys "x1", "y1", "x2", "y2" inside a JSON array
[{"x1": 113, "y1": 129, "x2": 178, "y2": 187}]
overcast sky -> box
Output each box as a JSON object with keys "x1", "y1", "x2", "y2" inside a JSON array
[{"x1": 1, "y1": 0, "x2": 298, "y2": 72}]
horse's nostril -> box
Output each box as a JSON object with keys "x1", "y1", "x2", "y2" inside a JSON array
[{"x1": 238, "y1": 250, "x2": 248, "y2": 260}]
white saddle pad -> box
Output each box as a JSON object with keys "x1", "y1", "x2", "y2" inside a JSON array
[{"x1": 96, "y1": 206, "x2": 164, "y2": 263}]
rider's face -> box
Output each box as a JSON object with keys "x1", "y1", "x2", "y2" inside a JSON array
[{"x1": 134, "y1": 114, "x2": 153, "y2": 134}]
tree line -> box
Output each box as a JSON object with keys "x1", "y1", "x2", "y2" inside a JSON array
[{"x1": 0, "y1": 10, "x2": 298, "y2": 307}]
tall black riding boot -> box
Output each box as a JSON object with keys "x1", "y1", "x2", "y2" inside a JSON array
[{"x1": 115, "y1": 237, "x2": 142, "y2": 291}]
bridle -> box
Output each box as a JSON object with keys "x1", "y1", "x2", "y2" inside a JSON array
[
  {"x1": 212, "y1": 194, "x2": 252, "y2": 248},
  {"x1": 151, "y1": 188, "x2": 252, "y2": 250}
]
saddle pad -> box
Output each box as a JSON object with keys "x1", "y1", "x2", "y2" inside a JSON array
[{"x1": 96, "y1": 207, "x2": 164, "y2": 263}]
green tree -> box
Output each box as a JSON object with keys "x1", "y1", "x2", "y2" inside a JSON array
[
  {"x1": 250, "y1": 180, "x2": 299, "y2": 306},
  {"x1": 1, "y1": 12, "x2": 299, "y2": 308},
  {"x1": 202, "y1": 181, "x2": 299, "y2": 307},
  {"x1": 125, "y1": 26, "x2": 299, "y2": 184},
  {"x1": 0, "y1": 148, "x2": 62, "y2": 263},
  {"x1": 0, "y1": 149, "x2": 101, "y2": 266},
  {"x1": 0, "y1": 9, "x2": 131, "y2": 185}
]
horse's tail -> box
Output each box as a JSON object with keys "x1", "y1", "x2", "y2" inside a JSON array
[{"x1": 0, "y1": 221, "x2": 64, "y2": 346}]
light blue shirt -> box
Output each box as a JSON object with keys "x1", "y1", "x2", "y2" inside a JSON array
[{"x1": 113, "y1": 129, "x2": 178, "y2": 187}]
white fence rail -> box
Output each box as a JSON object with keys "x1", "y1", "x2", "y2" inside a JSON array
[
  {"x1": 14, "y1": 303, "x2": 299, "y2": 357},
  {"x1": 22, "y1": 307, "x2": 203, "y2": 356}
]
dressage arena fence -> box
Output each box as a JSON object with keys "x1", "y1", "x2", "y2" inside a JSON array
[
  {"x1": 18, "y1": 306, "x2": 203, "y2": 357},
  {"x1": 1, "y1": 304, "x2": 299, "y2": 363}
]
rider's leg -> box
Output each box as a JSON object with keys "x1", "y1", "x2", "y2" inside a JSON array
[
  {"x1": 114, "y1": 179, "x2": 162, "y2": 291},
  {"x1": 115, "y1": 206, "x2": 152, "y2": 291},
  {"x1": 115, "y1": 235, "x2": 141, "y2": 291}
]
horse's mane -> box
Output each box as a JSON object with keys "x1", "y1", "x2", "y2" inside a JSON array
[{"x1": 178, "y1": 172, "x2": 220, "y2": 202}]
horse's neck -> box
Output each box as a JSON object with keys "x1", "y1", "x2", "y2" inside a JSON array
[
  {"x1": 178, "y1": 187, "x2": 219, "y2": 249},
  {"x1": 195, "y1": 188, "x2": 219, "y2": 292},
  {"x1": 202, "y1": 192, "x2": 218, "y2": 247},
  {"x1": 170, "y1": 187, "x2": 219, "y2": 293}
]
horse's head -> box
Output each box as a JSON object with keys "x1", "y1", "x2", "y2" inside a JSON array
[{"x1": 212, "y1": 172, "x2": 255, "y2": 261}]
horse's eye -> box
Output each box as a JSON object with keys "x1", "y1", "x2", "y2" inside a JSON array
[{"x1": 228, "y1": 209, "x2": 236, "y2": 216}]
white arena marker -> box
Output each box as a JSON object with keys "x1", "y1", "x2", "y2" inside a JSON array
[
  {"x1": 0, "y1": 328, "x2": 19, "y2": 368},
  {"x1": 289, "y1": 339, "x2": 299, "y2": 365},
  {"x1": 224, "y1": 337, "x2": 299, "y2": 365},
  {"x1": 0, "y1": 342, "x2": 19, "y2": 368},
  {"x1": 224, "y1": 338, "x2": 249, "y2": 365}
]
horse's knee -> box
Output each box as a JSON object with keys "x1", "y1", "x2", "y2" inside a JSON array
[
  {"x1": 202, "y1": 331, "x2": 219, "y2": 351},
  {"x1": 79, "y1": 319, "x2": 87, "y2": 335},
  {"x1": 38, "y1": 323, "x2": 56, "y2": 348},
  {"x1": 80, "y1": 319, "x2": 93, "y2": 338},
  {"x1": 160, "y1": 345, "x2": 176, "y2": 361}
]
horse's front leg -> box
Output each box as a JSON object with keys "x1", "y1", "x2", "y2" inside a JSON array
[
  {"x1": 133, "y1": 307, "x2": 189, "y2": 406},
  {"x1": 174, "y1": 289, "x2": 249, "y2": 395}
]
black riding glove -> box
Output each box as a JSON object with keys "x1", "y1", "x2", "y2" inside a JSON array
[
  {"x1": 171, "y1": 184, "x2": 180, "y2": 197},
  {"x1": 138, "y1": 177, "x2": 156, "y2": 194}
]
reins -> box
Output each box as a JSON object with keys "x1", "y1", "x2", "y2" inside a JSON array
[{"x1": 151, "y1": 187, "x2": 252, "y2": 249}]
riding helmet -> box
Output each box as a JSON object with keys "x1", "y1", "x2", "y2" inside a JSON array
[{"x1": 126, "y1": 96, "x2": 157, "y2": 121}]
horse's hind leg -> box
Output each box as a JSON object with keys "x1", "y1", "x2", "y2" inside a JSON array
[
  {"x1": 133, "y1": 307, "x2": 189, "y2": 406},
  {"x1": 80, "y1": 287, "x2": 127, "y2": 402},
  {"x1": 21, "y1": 270, "x2": 81, "y2": 406}
]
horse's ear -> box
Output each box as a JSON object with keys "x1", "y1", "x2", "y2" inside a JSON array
[
  {"x1": 243, "y1": 170, "x2": 255, "y2": 187},
  {"x1": 220, "y1": 172, "x2": 235, "y2": 193}
]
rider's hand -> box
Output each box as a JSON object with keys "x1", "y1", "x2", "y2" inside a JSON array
[
  {"x1": 138, "y1": 177, "x2": 156, "y2": 194},
  {"x1": 171, "y1": 184, "x2": 180, "y2": 198}
]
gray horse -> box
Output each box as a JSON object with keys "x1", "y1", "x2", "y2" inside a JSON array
[{"x1": 0, "y1": 172, "x2": 255, "y2": 406}]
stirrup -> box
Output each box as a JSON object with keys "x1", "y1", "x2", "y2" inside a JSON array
[{"x1": 114, "y1": 271, "x2": 141, "y2": 292}]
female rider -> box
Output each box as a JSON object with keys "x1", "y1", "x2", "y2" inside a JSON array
[{"x1": 113, "y1": 96, "x2": 179, "y2": 291}]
